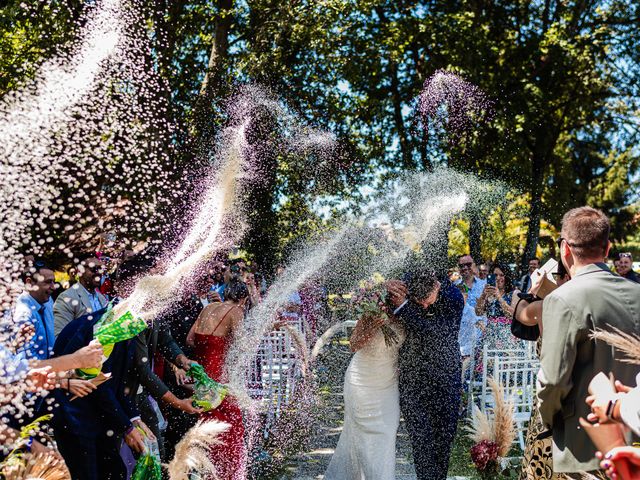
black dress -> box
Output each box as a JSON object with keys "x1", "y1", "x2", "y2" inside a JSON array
[{"x1": 159, "y1": 296, "x2": 204, "y2": 460}]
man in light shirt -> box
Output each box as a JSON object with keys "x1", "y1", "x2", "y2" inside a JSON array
[
  {"x1": 54, "y1": 254, "x2": 108, "y2": 336},
  {"x1": 14, "y1": 260, "x2": 56, "y2": 361},
  {"x1": 477, "y1": 263, "x2": 489, "y2": 280},
  {"x1": 454, "y1": 254, "x2": 486, "y2": 359}
]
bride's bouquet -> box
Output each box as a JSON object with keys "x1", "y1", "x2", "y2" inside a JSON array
[{"x1": 351, "y1": 276, "x2": 400, "y2": 347}]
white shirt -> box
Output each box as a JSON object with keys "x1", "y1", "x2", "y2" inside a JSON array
[
  {"x1": 455, "y1": 276, "x2": 487, "y2": 356},
  {"x1": 393, "y1": 300, "x2": 409, "y2": 315}
]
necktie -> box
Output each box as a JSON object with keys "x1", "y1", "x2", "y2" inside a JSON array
[{"x1": 38, "y1": 305, "x2": 51, "y2": 357}]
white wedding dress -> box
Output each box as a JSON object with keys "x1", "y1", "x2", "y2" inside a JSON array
[{"x1": 324, "y1": 323, "x2": 405, "y2": 480}]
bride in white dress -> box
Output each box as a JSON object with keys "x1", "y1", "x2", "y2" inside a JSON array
[{"x1": 324, "y1": 315, "x2": 405, "y2": 480}]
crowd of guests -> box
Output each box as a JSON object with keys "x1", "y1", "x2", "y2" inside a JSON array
[
  {"x1": 452, "y1": 207, "x2": 640, "y2": 479},
  {"x1": 0, "y1": 251, "x2": 322, "y2": 480},
  {"x1": 1, "y1": 206, "x2": 639, "y2": 479},
  {"x1": 453, "y1": 246, "x2": 640, "y2": 380}
]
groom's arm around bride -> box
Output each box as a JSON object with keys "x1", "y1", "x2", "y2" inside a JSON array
[{"x1": 387, "y1": 273, "x2": 464, "y2": 351}]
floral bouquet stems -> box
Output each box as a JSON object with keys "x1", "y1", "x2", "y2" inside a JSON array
[
  {"x1": 76, "y1": 303, "x2": 147, "y2": 379},
  {"x1": 186, "y1": 363, "x2": 228, "y2": 411}
]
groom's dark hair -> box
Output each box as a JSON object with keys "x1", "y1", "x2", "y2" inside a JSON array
[{"x1": 405, "y1": 269, "x2": 439, "y2": 302}]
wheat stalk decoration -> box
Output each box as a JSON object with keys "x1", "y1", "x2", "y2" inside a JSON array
[
  {"x1": 465, "y1": 377, "x2": 516, "y2": 456},
  {"x1": 578, "y1": 472, "x2": 607, "y2": 480},
  {"x1": 488, "y1": 377, "x2": 517, "y2": 457},
  {"x1": 590, "y1": 326, "x2": 640, "y2": 365},
  {"x1": 1, "y1": 452, "x2": 71, "y2": 480},
  {"x1": 281, "y1": 323, "x2": 310, "y2": 377},
  {"x1": 466, "y1": 405, "x2": 493, "y2": 443}
]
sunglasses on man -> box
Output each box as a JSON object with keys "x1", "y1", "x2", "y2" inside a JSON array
[{"x1": 458, "y1": 262, "x2": 473, "y2": 269}]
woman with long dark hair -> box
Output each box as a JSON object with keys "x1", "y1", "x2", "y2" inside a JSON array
[
  {"x1": 186, "y1": 275, "x2": 249, "y2": 480},
  {"x1": 475, "y1": 263, "x2": 520, "y2": 351}
]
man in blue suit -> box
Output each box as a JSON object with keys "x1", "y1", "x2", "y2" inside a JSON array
[
  {"x1": 388, "y1": 269, "x2": 465, "y2": 480},
  {"x1": 52, "y1": 308, "x2": 152, "y2": 480}
]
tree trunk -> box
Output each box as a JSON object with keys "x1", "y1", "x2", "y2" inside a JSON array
[
  {"x1": 375, "y1": 6, "x2": 412, "y2": 169},
  {"x1": 199, "y1": 0, "x2": 233, "y2": 98},
  {"x1": 389, "y1": 62, "x2": 412, "y2": 169},
  {"x1": 421, "y1": 218, "x2": 451, "y2": 277},
  {"x1": 242, "y1": 107, "x2": 279, "y2": 274},
  {"x1": 469, "y1": 213, "x2": 483, "y2": 262},
  {"x1": 522, "y1": 155, "x2": 545, "y2": 269},
  {"x1": 192, "y1": 0, "x2": 233, "y2": 151}
]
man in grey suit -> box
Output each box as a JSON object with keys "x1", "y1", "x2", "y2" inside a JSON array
[
  {"x1": 533, "y1": 207, "x2": 640, "y2": 475},
  {"x1": 54, "y1": 255, "x2": 108, "y2": 336}
]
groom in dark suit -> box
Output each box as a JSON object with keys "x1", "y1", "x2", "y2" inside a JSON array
[{"x1": 388, "y1": 269, "x2": 465, "y2": 480}]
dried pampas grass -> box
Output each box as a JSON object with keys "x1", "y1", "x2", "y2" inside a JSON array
[
  {"x1": 591, "y1": 326, "x2": 640, "y2": 365},
  {"x1": 166, "y1": 420, "x2": 230, "y2": 480},
  {"x1": 281, "y1": 323, "x2": 310, "y2": 377},
  {"x1": 578, "y1": 472, "x2": 607, "y2": 480},
  {"x1": 1, "y1": 452, "x2": 71, "y2": 480},
  {"x1": 488, "y1": 377, "x2": 516, "y2": 457},
  {"x1": 466, "y1": 405, "x2": 493, "y2": 443},
  {"x1": 310, "y1": 321, "x2": 351, "y2": 362},
  {"x1": 466, "y1": 377, "x2": 516, "y2": 457}
]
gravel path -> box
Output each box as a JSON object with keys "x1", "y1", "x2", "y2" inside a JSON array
[{"x1": 283, "y1": 390, "x2": 418, "y2": 479}]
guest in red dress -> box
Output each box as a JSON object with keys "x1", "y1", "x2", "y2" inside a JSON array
[{"x1": 187, "y1": 276, "x2": 248, "y2": 480}]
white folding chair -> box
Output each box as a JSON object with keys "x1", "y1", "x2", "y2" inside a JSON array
[
  {"x1": 493, "y1": 355, "x2": 540, "y2": 450},
  {"x1": 479, "y1": 345, "x2": 529, "y2": 412},
  {"x1": 245, "y1": 320, "x2": 306, "y2": 435}
]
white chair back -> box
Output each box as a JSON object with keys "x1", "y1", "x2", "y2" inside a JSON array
[
  {"x1": 491, "y1": 352, "x2": 540, "y2": 449},
  {"x1": 245, "y1": 317, "x2": 306, "y2": 431}
]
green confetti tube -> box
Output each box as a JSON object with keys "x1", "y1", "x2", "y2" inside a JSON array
[{"x1": 186, "y1": 363, "x2": 228, "y2": 411}]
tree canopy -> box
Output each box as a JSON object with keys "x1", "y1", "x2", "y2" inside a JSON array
[{"x1": 2, "y1": 0, "x2": 639, "y2": 268}]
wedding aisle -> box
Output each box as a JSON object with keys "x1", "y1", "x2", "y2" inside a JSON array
[
  {"x1": 283, "y1": 339, "x2": 471, "y2": 480},
  {"x1": 285, "y1": 385, "x2": 418, "y2": 479}
]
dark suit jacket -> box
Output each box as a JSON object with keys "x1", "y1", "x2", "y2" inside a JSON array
[
  {"x1": 155, "y1": 297, "x2": 203, "y2": 397},
  {"x1": 124, "y1": 320, "x2": 184, "y2": 400},
  {"x1": 623, "y1": 269, "x2": 640, "y2": 283},
  {"x1": 520, "y1": 273, "x2": 532, "y2": 293},
  {"x1": 52, "y1": 309, "x2": 139, "y2": 438},
  {"x1": 397, "y1": 279, "x2": 465, "y2": 387}
]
